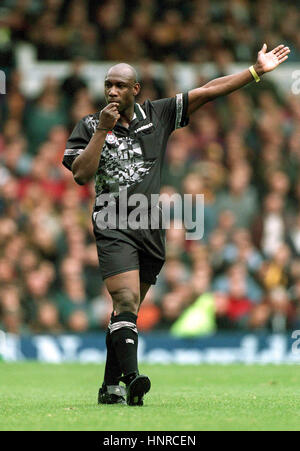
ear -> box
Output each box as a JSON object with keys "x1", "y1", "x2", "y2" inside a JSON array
[{"x1": 133, "y1": 82, "x2": 141, "y2": 96}]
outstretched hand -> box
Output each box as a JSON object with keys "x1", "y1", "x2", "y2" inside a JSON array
[{"x1": 254, "y1": 43, "x2": 290, "y2": 76}]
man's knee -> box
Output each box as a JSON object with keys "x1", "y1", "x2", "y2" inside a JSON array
[{"x1": 110, "y1": 287, "x2": 140, "y2": 313}]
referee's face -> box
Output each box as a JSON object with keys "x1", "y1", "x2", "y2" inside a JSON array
[{"x1": 104, "y1": 70, "x2": 140, "y2": 113}]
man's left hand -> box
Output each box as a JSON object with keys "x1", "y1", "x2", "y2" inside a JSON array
[{"x1": 254, "y1": 43, "x2": 290, "y2": 76}]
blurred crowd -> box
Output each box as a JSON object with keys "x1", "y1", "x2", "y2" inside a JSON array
[
  {"x1": 1, "y1": 0, "x2": 300, "y2": 65},
  {"x1": 0, "y1": 0, "x2": 300, "y2": 336}
]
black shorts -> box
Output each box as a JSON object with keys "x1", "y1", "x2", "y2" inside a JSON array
[{"x1": 92, "y1": 214, "x2": 166, "y2": 285}]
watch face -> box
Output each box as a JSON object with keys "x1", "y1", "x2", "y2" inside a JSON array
[{"x1": 106, "y1": 132, "x2": 117, "y2": 145}]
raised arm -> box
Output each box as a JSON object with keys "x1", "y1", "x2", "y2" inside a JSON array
[{"x1": 187, "y1": 43, "x2": 290, "y2": 115}]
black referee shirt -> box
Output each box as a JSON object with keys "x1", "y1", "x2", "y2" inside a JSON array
[{"x1": 63, "y1": 93, "x2": 189, "y2": 212}]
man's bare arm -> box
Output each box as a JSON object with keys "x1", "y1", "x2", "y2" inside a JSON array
[
  {"x1": 187, "y1": 43, "x2": 290, "y2": 115},
  {"x1": 72, "y1": 102, "x2": 120, "y2": 185},
  {"x1": 72, "y1": 130, "x2": 108, "y2": 185}
]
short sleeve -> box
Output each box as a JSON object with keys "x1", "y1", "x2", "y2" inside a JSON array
[
  {"x1": 62, "y1": 117, "x2": 93, "y2": 171},
  {"x1": 151, "y1": 92, "x2": 189, "y2": 135}
]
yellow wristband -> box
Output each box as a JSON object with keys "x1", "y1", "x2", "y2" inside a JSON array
[{"x1": 249, "y1": 65, "x2": 260, "y2": 83}]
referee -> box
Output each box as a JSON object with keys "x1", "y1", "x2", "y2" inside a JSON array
[{"x1": 63, "y1": 43, "x2": 289, "y2": 406}]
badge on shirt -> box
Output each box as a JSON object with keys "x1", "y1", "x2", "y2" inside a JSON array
[{"x1": 106, "y1": 132, "x2": 117, "y2": 145}]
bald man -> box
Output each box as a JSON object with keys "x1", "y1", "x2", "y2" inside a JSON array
[{"x1": 63, "y1": 45, "x2": 290, "y2": 406}]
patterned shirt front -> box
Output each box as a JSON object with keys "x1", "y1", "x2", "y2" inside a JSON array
[
  {"x1": 62, "y1": 95, "x2": 189, "y2": 212},
  {"x1": 94, "y1": 130, "x2": 154, "y2": 198}
]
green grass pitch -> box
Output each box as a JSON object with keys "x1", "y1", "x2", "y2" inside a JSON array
[{"x1": 0, "y1": 362, "x2": 300, "y2": 431}]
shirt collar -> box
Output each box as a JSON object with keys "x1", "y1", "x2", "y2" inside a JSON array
[
  {"x1": 113, "y1": 104, "x2": 145, "y2": 131},
  {"x1": 134, "y1": 103, "x2": 146, "y2": 121}
]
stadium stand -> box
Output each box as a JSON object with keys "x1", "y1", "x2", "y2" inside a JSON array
[{"x1": 0, "y1": 0, "x2": 300, "y2": 335}]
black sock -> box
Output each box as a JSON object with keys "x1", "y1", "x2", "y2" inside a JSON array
[
  {"x1": 103, "y1": 324, "x2": 122, "y2": 386},
  {"x1": 110, "y1": 312, "x2": 139, "y2": 384}
]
